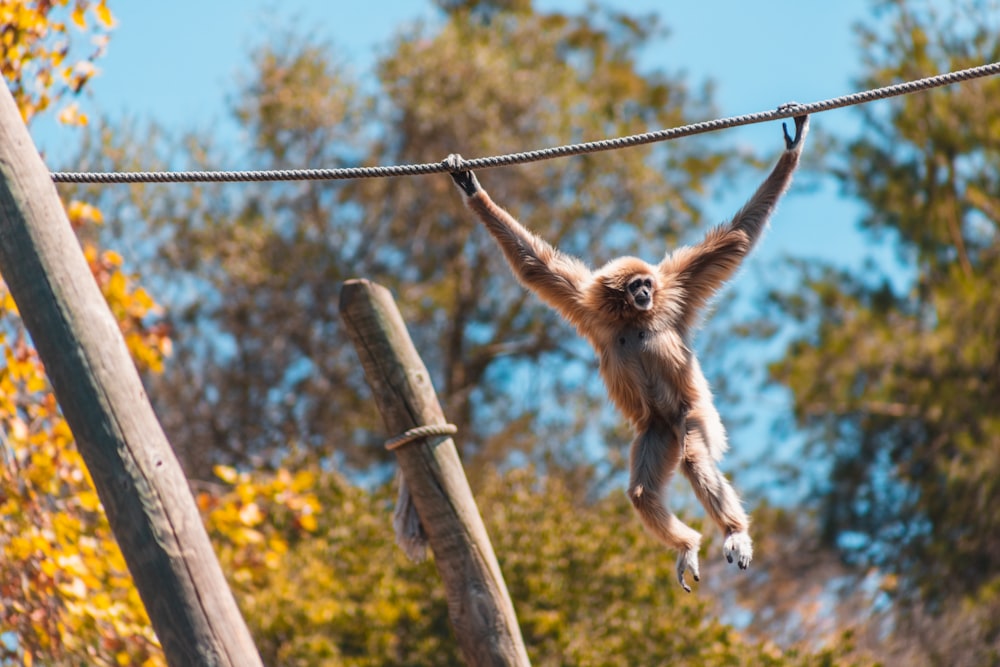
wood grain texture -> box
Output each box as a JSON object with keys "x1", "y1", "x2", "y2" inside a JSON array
[
  {"x1": 340, "y1": 279, "x2": 531, "y2": 667},
  {"x1": 0, "y1": 84, "x2": 261, "y2": 666}
]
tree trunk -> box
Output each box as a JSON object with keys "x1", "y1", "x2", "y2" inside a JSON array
[
  {"x1": 0, "y1": 83, "x2": 262, "y2": 667},
  {"x1": 340, "y1": 278, "x2": 531, "y2": 667}
]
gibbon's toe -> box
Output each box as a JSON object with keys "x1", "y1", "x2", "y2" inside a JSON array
[
  {"x1": 676, "y1": 547, "x2": 700, "y2": 593},
  {"x1": 723, "y1": 531, "x2": 753, "y2": 570}
]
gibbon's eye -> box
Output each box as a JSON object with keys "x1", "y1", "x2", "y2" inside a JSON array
[{"x1": 628, "y1": 277, "x2": 653, "y2": 295}]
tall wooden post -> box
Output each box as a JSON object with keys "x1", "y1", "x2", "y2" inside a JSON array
[
  {"x1": 339, "y1": 279, "x2": 531, "y2": 667},
  {"x1": 0, "y1": 84, "x2": 262, "y2": 666}
]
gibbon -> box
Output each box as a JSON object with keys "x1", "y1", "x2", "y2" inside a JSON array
[{"x1": 445, "y1": 113, "x2": 808, "y2": 591}]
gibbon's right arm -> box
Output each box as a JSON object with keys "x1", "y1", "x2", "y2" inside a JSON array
[
  {"x1": 445, "y1": 154, "x2": 592, "y2": 324},
  {"x1": 661, "y1": 113, "x2": 809, "y2": 330},
  {"x1": 724, "y1": 112, "x2": 809, "y2": 254}
]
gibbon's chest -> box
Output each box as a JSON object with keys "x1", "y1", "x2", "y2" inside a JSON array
[
  {"x1": 595, "y1": 325, "x2": 693, "y2": 416},
  {"x1": 602, "y1": 326, "x2": 687, "y2": 374}
]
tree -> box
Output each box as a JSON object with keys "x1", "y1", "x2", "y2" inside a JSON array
[
  {"x1": 47, "y1": 3, "x2": 882, "y2": 662},
  {"x1": 77, "y1": 3, "x2": 731, "y2": 481},
  {"x1": 759, "y1": 0, "x2": 1000, "y2": 662},
  {"x1": 202, "y1": 465, "x2": 859, "y2": 666}
]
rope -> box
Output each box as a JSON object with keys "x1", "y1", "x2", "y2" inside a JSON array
[
  {"x1": 51, "y1": 61, "x2": 1000, "y2": 185},
  {"x1": 384, "y1": 423, "x2": 457, "y2": 451}
]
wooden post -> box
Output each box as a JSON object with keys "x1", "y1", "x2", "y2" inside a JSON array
[
  {"x1": 339, "y1": 279, "x2": 531, "y2": 667},
  {"x1": 0, "y1": 85, "x2": 262, "y2": 665}
]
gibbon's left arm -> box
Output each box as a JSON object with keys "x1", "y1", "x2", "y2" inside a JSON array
[
  {"x1": 662, "y1": 113, "x2": 809, "y2": 329},
  {"x1": 446, "y1": 154, "x2": 593, "y2": 327}
]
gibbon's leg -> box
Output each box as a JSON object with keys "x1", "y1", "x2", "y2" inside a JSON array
[
  {"x1": 628, "y1": 419, "x2": 703, "y2": 592},
  {"x1": 681, "y1": 404, "x2": 753, "y2": 570}
]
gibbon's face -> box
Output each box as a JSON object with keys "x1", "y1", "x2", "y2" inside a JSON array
[{"x1": 626, "y1": 274, "x2": 655, "y2": 311}]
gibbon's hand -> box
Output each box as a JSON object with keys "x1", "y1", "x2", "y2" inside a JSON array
[
  {"x1": 445, "y1": 154, "x2": 481, "y2": 196},
  {"x1": 778, "y1": 104, "x2": 809, "y2": 151}
]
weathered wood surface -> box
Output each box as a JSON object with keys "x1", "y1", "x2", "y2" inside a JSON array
[
  {"x1": 340, "y1": 278, "x2": 531, "y2": 667},
  {"x1": 0, "y1": 82, "x2": 262, "y2": 667}
]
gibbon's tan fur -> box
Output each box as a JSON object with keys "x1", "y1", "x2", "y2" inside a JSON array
[{"x1": 446, "y1": 114, "x2": 808, "y2": 591}]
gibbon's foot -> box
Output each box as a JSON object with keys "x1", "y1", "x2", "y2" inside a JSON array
[
  {"x1": 723, "y1": 530, "x2": 753, "y2": 570},
  {"x1": 444, "y1": 154, "x2": 480, "y2": 196},
  {"x1": 677, "y1": 547, "x2": 700, "y2": 593}
]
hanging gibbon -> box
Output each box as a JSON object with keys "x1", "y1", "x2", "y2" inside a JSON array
[{"x1": 444, "y1": 113, "x2": 808, "y2": 591}]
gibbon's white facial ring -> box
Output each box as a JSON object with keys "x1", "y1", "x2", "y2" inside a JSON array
[{"x1": 628, "y1": 276, "x2": 654, "y2": 310}]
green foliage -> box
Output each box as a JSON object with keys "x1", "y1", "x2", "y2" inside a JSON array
[
  {"x1": 756, "y1": 0, "x2": 1000, "y2": 661},
  {"x1": 205, "y1": 466, "x2": 855, "y2": 666}
]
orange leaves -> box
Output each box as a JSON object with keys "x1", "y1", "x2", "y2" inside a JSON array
[
  {"x1": 94, "y1": 0, "x2": 113, "y2": 28},
  {"x1": 57, "y1": 101, "x2": 89, "y2": 126},
  {"x1": 0, "y1": 354, "x2": 166, "y2": 665},
  {"x1": 79, "y1": 234, "x2": 172, "y2": 374},
  {"x1": 2, "y1": 0, "x2": 116, "y2": 124},
  {"x1": 69, "y1": 2, "x2": 90, "y2": 29},
  {"x1": 207, "y1": 465, "x2": 322, "y2": 538},
  {"x1": 0, "y1": 4, "x2": 173, "y2": 664},
  {"x1": 201, "y1": 466, "x2": 321, "y2": 586},
  {"x1": 0, "y1": 171, "x2": 167, "y2": 667},
  {"x1": 0, "y1": 423, "x2": 164, "y2": 666},
  {"x1": 69, "y1": 0, "x2": 115, "y2": 29}
]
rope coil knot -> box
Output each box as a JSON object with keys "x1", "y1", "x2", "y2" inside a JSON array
[
  {"x1": 776, "y1": 101, "x2": 805, "y2": 114},
  {"x1": 442, "y1": 154, "x2": 467, "y2": 173},
  {"x1": 385, "y1": 423, "x2": 458, "y2": 451}
]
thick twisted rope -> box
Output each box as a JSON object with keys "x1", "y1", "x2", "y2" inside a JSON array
[
  {"x1": 384, "y1": 423, "x2": 458, "y2": 451},
  {"x1": 51, "y1": 61, "x2": 1000, "y2": 185}
]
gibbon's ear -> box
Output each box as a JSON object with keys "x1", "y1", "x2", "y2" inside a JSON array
[{"x1": 444, "y1": 153, "x2": 481, "y2": 196}]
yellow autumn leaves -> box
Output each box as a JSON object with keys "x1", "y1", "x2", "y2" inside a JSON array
[
  {"x1": 1, "y1": 0, "x2": 114, "y2": 124},
  {"x1": 204, "y1": 467, "x2": 321, "y2": 585}
]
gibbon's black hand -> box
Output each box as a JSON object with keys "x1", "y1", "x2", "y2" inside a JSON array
[
  {"x1": 444, "y1": 154, "x2": 480, "y2": 196},
  {"x1": 453, "y1": 171, "x2": 479, "y2": 196},
  {"x1": 782, "y1": 116, "x2": 808, "y2": 150},
  {"x1": 778, "y1": 103, "x2": 809, "y2": 150}
]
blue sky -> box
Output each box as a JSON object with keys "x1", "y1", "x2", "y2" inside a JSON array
[
  {"x1": 29, "y1": 0, "x2": 916, "y2": 490},
  {"x1": 32, "y1": 0, "x2": 890, "y2": 269}
]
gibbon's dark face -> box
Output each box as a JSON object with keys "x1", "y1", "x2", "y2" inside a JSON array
[{"x1": 626, "y1": 274, "x2": 655, "y2": 311}]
